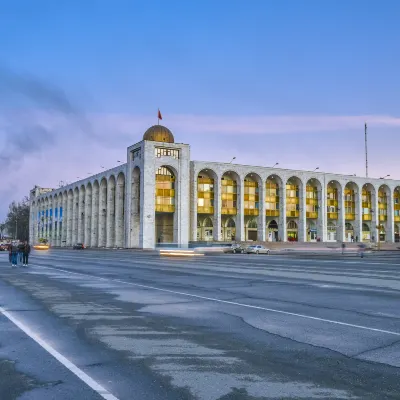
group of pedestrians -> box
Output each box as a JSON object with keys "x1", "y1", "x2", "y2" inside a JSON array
[{"x1": 8, "y1": 241, "x2": 31, "y2": 268}]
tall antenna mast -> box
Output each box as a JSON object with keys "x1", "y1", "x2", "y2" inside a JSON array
[{"x1": 365, "y1": 122, "x2": 368, "y2": 178}]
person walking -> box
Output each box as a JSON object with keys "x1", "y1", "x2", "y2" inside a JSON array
[
  {"x1": 11, "y1": 242, "x2": 19, "y2": 267},
  {"x1": 22, "y1": 241, "x2": 31, "y2": 267},
  {"x1": 8, "y1": 243, "x2": 12, "y2": 264},
  {"x1": 18, "y1": 242, "x2": 24, "y2": 263}
]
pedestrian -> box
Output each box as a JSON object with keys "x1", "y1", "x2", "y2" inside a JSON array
[
  {"x1": 341, "y1": 242, "x2": 346, "y2": 255},
  {"x1": 22, "y1": 241, "x2": 31, "y2": 267},
  {"x1": 355, "y1": 236, "x2": 358, "y2": 243},
  {"x1": 8, "y1": 243, "x2": 12, "y2": 264},
  {"x1": 18, "y1": 242, "x2": 24, "y2": 263},
  {"x1": 11, "y1": 242, "x2": 19, "y2": 267},
  {"x1": 351, "y1": 235, "x2": 354, "y2": 243}
]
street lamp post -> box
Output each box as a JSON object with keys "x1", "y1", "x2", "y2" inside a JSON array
[
  {"x1": 380, "y1": 175, "x2": 390, "y2": 179},
  {"x1": 272, "y1": 162, "x2": 279, "y2": 168},
  {"x1": 229, "y1": 157, "x2": 236, "y2": 164}
]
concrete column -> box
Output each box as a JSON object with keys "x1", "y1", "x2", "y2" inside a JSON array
[
  {"x1": 319, "y1": 184, "x2": 327, "y2": 242},
  {"x1": 67, "y1": 193, "x2": 73, "y2": 246},
  {"x1": 140, "y1": 167, "x2": 155, "y2": 249},
  {"x1": 372, "y1": 185, "x2": 379, "y2": 243},
  {"x1": 213, "y1": 175, "x2": 222, "y2": 241},
  {"x1": 84, "y1": 186, "x2": 92, "y2": 247},
  {"x1": 236, "y1": 177, "x2": 245, "y2": 241},
  {"x1": 354, "y1": 189, "x2": 362, "y2": 242},
  {"x1": 131, "y1": 169, "x2": 141, "y2": 248},
  {"x1": 387, "y1": 190, "x2": 395, "y2": 243},
  {"x1": 115, "y1": 181, "x2": 125, "y2": 248},
  {"x1": 78, "y1": 190, "x2": 85, "y2": 244},
  {"x1": 337, "y1": 188, "x2": 345, "y2": 242},
  {"x1": 106, "y1": 181, "x2": 116, "y2": 248},
  {"x1": 258, "y1": 180, "x2": 266, "y2": 241},
  {"x1": 62, "y1": 194, "x2": 68, "y2": 247},
  {"x1": 51, "y1": 198, "x2": 56, "y2": 246},
  {"x1": 298, "y1": 183, "x2": 306, "y2": 242},
  {"x1": 279, "y1": 184, "x2": 287, "y2": 242},
  {"x1": 98, "y1": 182, "x2": 107, "y2": 247},
  {"x1": 44, "y1": 201, "x2": 48, "y2": 241},
  {"x1": 55, "y1": 198, "x2": 60, "y2": 246},
  {"x1": 91, "y1": 184, "x2": 99, "y2": 247},
  {"x1": 72, "y1": 191, "x2": 78, "y2": 245},
  {"x1": 190, "y1": 172, "x2": 198, "y2": 242}
]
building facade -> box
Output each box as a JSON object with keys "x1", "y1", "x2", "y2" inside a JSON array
[{"x1": 29, "y1": 125, "x2": 400, "y2": 248}]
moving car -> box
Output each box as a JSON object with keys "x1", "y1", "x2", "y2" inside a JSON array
[
  {"x1": 33, "y1": 243, "x2": 50, "y2": 250},
  {"x1": 223, "y1": 244, "x2": 245, "y2": 254},
  {"x1": 73, "y1": 243, "x2": 85, "y2": 249},
  {"x1": 246, "y1": 245, "x2": 270, "y2": 255}
]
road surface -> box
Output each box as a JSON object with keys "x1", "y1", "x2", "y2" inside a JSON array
[{"x1": 0, "y1": 249, "x2": 400, "y2": 400}]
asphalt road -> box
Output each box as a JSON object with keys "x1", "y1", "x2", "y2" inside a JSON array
[{"x1": 0, "y1": 249, "x2": 400, "y2": 400}]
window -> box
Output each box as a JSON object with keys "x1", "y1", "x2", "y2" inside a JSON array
[
  {"x1": 132, "y1": 148, "x2": 141, "y2": 160},
  {"x1": 155, "y1": 148, "x2": 179, "y2": 159}
]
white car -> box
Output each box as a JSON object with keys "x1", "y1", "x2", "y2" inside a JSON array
[{"x1": 246, "y1": 245, "x2": 270, "y2": 255}]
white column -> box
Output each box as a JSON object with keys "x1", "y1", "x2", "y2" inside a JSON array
[
  {"x1": 61, "y1": 194, "x2": 67, "y2": 246},
  {"x1": 106, "y1": 182, "x2": 116, "y2": 248},
  {"x1": 354, "y1": 189, "x2": 362, "y2": 242},
  {"x1": 67, "y1": 193, "x2": 73, "y2": 246},
  {"x1": 337, "y1": 188, "x2": 345, "y2": 242},
  {"x1": 298, "y1": 183, "x2": 306, "y2": 242},
  {"x1": 84, "y1": 187, "x2": 92, "y2": 247},
  {"x1": 372, "y1": 185, "x2": 379, "y2": 243},
  {"x1": 55, "y1": 197, "x2": 60, "y2": 246},
  {"x1": 91, "y1": 185, "x2": 99, "y2": 247},
  {"x1": 279, "y1": 184, "x2": 287, "y2": 242},
  {"x1": 115, "y1": 181, "x2": 125, "y2": 248},
  {"x1": 213, "y1": 175, "x2": 222, "y2": 241},
  {"x1": 258, "y1": 180, "x2": 266, "y2": 241},
  {"x1": 319, "y1": 184, "x2": 327, "y2": 242},
  {"x1": 51, "y1": 198, "x2": 56, "y2": 246},
  {"x1": 387, "y1": 189, "x2": 395, "y2": 243},
  {"x1": 72, "y1": 191, "x2": 78, "y2": 245},
  {"x1": 190, "y1": 174, "x2": 198, "y2": 241},
  {"x1": 236, "y1": 177, "x2": 245, "y2": 241},
  {"x1": 78, "y1": 190, "x2": 84, "y2": 244}
]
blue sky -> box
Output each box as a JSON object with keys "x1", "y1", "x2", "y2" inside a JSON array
[{"x1": 1, "y1": 0, "x2": 400, "y2": 219}]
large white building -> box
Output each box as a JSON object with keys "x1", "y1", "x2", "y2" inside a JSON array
[{"x1": 29, "y1": 125, "x2": 400, "y2": 248}]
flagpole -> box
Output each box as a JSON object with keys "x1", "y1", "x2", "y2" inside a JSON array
[{"x1": 158, "y1": 108, "x2": 159, "y2": 125}]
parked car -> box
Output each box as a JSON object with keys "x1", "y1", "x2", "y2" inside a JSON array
[
  {"x1": 223, "y1": 244, "x2": 245, "y2": 254},
  {"x1": 246, "y1": 245, "x2": 270, "y2": 255},
  {"x1": 33, "y1": 243, "x2": 50, "y2": 250},
  {"x1": 73, "y1": 243, "x2": 85, "y2": 249}
]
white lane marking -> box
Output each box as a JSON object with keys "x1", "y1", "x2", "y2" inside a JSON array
[
  {"x1": 0, "y1": 306, "x2": 120, "y2": 400},
  {"x1": 32, "y1": 264, "x2": 400, "y2": 337}
]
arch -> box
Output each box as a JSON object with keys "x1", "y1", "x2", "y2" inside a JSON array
[
  {"x1": 115, "y1": 172, "x2": 126, "y2": 248},
  {"x1": 395, "y1": 223, "x2": 399, "y2": 243},
  {"x1": 394, "y1": 187, "x2": 400, "y2": 223},
  {"x1": 197, "y1": 216, "x2": 214, "y2": 241},
  {"x1": 221, "y1": 170, "x2": 239, "y2": 215},
  {"x1": 222, "y1": 217, "x2": 236, "y2": 241},
  {"x1": 203, "y1": 217, "x2": 213, "y2": 227},
  {"x1": 362, "y1": 223, "x2": 370, "y2": 232},
  {"x1": 155, "y1": 166, "x2": 175, "y2": 244},
  {"x1": 226, "y1": 218, "x2": 236, "y2": 228},
  {"x1": 268, "y1": 220, "x2": 278, "y2": 230},
  {"x1": 327, "y1": 180, "x2": 342, "y2": 221},
  {"x1": 131, "y1": 167, "x2": 141, "y2": 247},
  {"x1": 306, "y1": 178, "x2": 321, "y2": 221},
  {"x1": 265, "y1": 174, "x2": 281, "y2": 218},
  {"x1": 287, "y1": 220, "x2": 298, "y2": 229},
  {"x1": 286, "y1": 176, "x2": 302, "y2": 219},
  {"x1": 344, "y1": 182, "x2": 359, "y2": 224},
  {"x1": 247, "y1": 219, "x2": 258, "y2": 229},
  {"x1": 378, "y1": 184, "x2": 390, "y2": 229},
  {"x1": 197, "y1": 168, "x2": 216, "y2": 216},
  {"x1": 362, "y1": 183, "x2": 375, "y2": 223}
]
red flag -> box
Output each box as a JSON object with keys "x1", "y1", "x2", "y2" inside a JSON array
[{"x1": 158, "y1": 109, "x2": 162, "y2": 120}]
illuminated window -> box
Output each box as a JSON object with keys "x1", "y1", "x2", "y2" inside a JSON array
[
  {"x1": 197, "y1": 175, "x2": 214, "y2": 214},
  {"x1": 244, "y1": 178, "x2": 259, "y2": 216},
  {"x1": 155, "y1": 148, "x2": 179, "y2": 159},
  {"x1": 221, "y1": 176, "x2": 237, "y2": 215},
  {"x1": 155, "y1": 167, "x2": 175, "y2": 212}
]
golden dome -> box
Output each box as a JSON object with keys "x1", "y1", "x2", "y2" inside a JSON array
[{"x1": 143, "y1": 125, "x2": 175, "y2": 143}]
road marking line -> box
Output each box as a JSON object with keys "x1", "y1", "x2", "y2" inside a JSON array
[
  {"x1": 0, "y1": 305, "x2": 120, "y2": 400},
  {"x1": 32, "y1": 264, "x2": 400, "y2": 337}
]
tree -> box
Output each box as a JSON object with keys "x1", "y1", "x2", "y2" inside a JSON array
[
  {"x1": 0, "y1": 222, "x2": 5, "y2": 239},
  {"x1": 5, "y1": 196, "x2": 30, "y2": 241}
]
